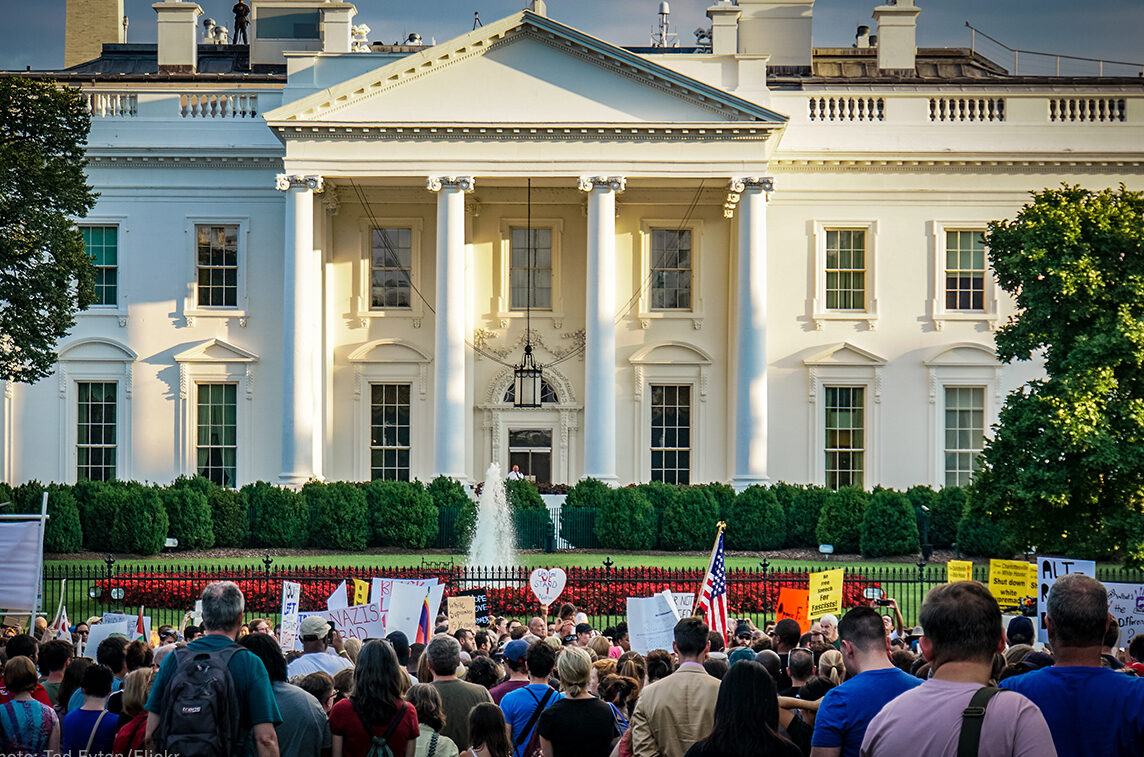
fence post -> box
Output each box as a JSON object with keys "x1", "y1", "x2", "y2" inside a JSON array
[
  {"x1": 759, "y1": 558, "x2": 771, "y2": 627},
  {"x1": 102, "y1": 554, "x2": 116, "y2": 618}
]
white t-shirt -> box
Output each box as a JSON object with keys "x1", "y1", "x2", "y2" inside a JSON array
[{"x1": 287, "y1": 649, "x2": 353, "y2": 678}]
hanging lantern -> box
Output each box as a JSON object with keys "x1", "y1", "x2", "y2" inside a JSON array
[{"x1": 513, "y1": 345, "x2": 543, "y2": 408}]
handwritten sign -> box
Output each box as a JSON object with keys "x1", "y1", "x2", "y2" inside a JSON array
[
  {"x1": 947, "y1": 560, "x2": 973, "y2": 583},
  {"x1": 808, "y1": 569, "x2": 843, "y2": 620},
  {"x1": 327, "y1": 602, "x2": 386, "y2": 641},
  {"x1": 627, "y1": 591, "x2": 680, "y2": 655},
  {"x1": 1105, "y1": 582, "x2": 1144, "y2": 646},
  {"x1": 776, "y1": 587, "x2": 810, "y2": 633},
  {"x1": 102, "y1": 613, "x2": 150, "y2": 642},
  {"x1": 671, "y1": 592, "x2": 695, "y2": 617},
  {"x1": 456, "y1": 589, "x2": 491, "y2": 626},
  {"x1": 280, "y1": 581, "x2": 301, "y2": 651},
  {"x1": 1037, "y1": 557, "x2": 1096, "y2": 642},
  {"x1": 530, "y1": 568, "x2": 567, "y2": 606},
  {"x1": 988, "y1": 559, "x2": 1033, "y2": 607},
  {"x1": 83, "y1": 621, "x2": 131, "y2": 659},
  {"x1": 446, "y1": 596, "x2": 477, "y2": 633}
]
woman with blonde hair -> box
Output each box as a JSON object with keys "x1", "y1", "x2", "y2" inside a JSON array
[
  {"x1": 343, "y1": 637, "x2": 363, "y2": 664},
  {"x1": 112, "y1": 668, "x2": 153, "y2": 756},
  {"x1": 406, "y1": 684, "x2": 459, "y2": 757},
  {"x1": 589, "y1": 658, "x2": 616, "y2": 696},
  {"x1": 538, "y1": 647, "x2": 618, "y2": 757},
  {"x1": 818, "y1": 649, "x2": 845, "y2": 685},
  {"x1": 588, "y1": 636, "x2": 612, "y2": 660}
]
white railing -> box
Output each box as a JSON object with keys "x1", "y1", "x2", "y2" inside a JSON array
[
  {"x1": 1049, "y1": 97, "x2": 1127, "y2": 123},
  {"x1": 86, "y1": 92, "x2": 137, "y2": 118},
  {"x1": 929, "y1": 97, "x2": 1005, "y2": 122},
  {"x1": 808, "y1": 96, "x2": 885, "y2": 122},
  {"x1": 179, "y1": 92, "x2": 260, "y2": 118}
]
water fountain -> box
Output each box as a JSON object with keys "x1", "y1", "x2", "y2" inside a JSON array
[{"x1": 467, "y1": 462, "x2": 517, "y2": 567}]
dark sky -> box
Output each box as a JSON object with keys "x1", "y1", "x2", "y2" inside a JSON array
[{"x1": 3, "y1": 0, "x2": 1142, "y2": 74}]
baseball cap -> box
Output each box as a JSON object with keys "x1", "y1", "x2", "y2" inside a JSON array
[
  {"x1": 1007, "y1": 616, "x2": 1035, "y2": 644},
  {"x1": 299, "y1": 615, "x2": 333, "y2": 639},
  {"x1": 735, "y1": 621, "x2": 752, "y2": 638},
  {"x1": 386, "y1": 631, "x2": 411, "y2": 666},
  {"x1": 575, "y1": 623, "x2": 592, "y2": 635},
  {"x1": 499, "y1": 639, "x2": 530, "y2": 662}
]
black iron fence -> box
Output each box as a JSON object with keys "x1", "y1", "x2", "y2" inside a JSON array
[{"x1": 39, "y1": 558, "x2": 1144, "y2": 633}]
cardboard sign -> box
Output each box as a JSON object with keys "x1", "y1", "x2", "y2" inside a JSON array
[
  {"x1": 947, "y1": 560, "x2": 973, "y2": 583},
  {"x1": 988, "y1": 559, "x2": 1033, "y2": 607},
  {"x1": 326, "y1": 602, "x2": 386, "y2": 641},
  {"x1": 456, "y1": 589, "x2": 491, "y2": 627},
  {"x1": 671, "y1": 592, "x2": 695, "y2": 616},
  {"x1": 627, "y1": 591, "x2": 681, "y2": 655},
  {"x1": 372, "y1": 578, "x2": 444, "y2": 625},
  {"x1": 327, "y1": 580, "x2": 349, "y2": 611},
  {"x1": 446, "y1": 596, "x2": 477, "y2": 633},
  {"x1": 776, "y1": 587, "x2": 810, "y2": 633},
  {"x1": 1037, "y1": 557, "x2": 1095, "y2": 642},
  {"x1": 530, "y1": 568, "x2": 567, "y2": 606},
  {"x1": 83, "y1": 621, "x2": 131, "y2": 659},
  {"x1": 102, "y1": 613, "x2": 150, "y2": 642},
  {"x1": 808, "y1": 569, "x2": 843, "y2": 620},
  {"x1": 280, "y1": 581, "x2": 301, "y2": 651},
  {"x1": 1105, "y1": 582, "x2": 1144, "y2": 647}
]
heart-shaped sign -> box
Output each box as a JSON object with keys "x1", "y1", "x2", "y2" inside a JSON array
[{"x1": 529, "y1": 568, "x2": 568, "y2": 607}]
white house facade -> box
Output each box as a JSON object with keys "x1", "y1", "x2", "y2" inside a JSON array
[{"x1": 5, "y1": 0, "x2": 1141, "y2": 490}]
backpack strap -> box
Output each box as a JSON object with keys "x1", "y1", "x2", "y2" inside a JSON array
[
  {"x1": 513, "y1": 688, "x2": 555, "y2": 749},
  {"x1": 427, "y1": 731, "x2": 439, "y2": 757},
  {"x1": 86, "y1": 710, "x2": 109, "y2": 756},
  {"x1": 352, "y1": 698, "x2": 406, "y2": 744},
  {"x1": 957, "y1": 686, "x2": 1003, "y2": 757}
]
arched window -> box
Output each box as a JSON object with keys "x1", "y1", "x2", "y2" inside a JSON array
[{"x1": 503, "y1": 379, "x2": 558, "y2": 404}]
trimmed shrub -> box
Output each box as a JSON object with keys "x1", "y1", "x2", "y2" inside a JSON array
[
  {"x1": 661, "y1": 486, "x2": 719, "y2": 551},
  {"x1": 705, "y1": 482, "x2": 736, "y2": 522},
  {"x1": 427, "y1": 476, "x2": 476, "y2": 551},
  {"x1": 725, "y1": 485, "x2": 785, "y2": 551},
  {"x1": 364, "y1": 480, "x2": 438, "y2": 549},
  {"x1": 109, "y1": 484, "x2": 169, "y2": 555},
  {"x1": 860, "y1": 490, "x2": 920, "y2": 558},
  {"x1": 771, "y1": 484, "x2": 810, "y2": 549},
  {"x1": 956, "y1": 499, "x2": 1012, "y2": 558},
  {"x1": 243, "y1": 482, "x2": 307, "y2": 548},
  {"x1": 905, "y1": 485, "x2": 938, "y2": 546},
  {"x1": 13, "y1": 481, "x2": 83, "y2": 553},
  {"x1": 79, "y1": 480, "x2": 120, "y2": 551},
  {"x1": 156, "y1": 485, "x2": 214, "y2": 550},
  {"x1": 504, "y1": 478, "x2": 544, "y2": 510},
  {"x1": 635, "y1": 481, "x2": 678, "y2": 548},
  {"x1": 561, "y1": 479, "x2": 611, "y2": 548},
  {"x1": 304, "y1": 481, "x2": 369, "y2": 551},
  {"x1": 504, "y1": 479, "x2": 551, "y2": 550},
  {"x1": 930, "y1": 487, "x2": 966, "y2": 549},
  {"x1": 171, "y1": 476, "x2": 248, "y2": 548},
  {"x1": 596, "y1": 487, "x2": 656, "y2": 551},
  {"x1": 816, "y1": 486, "x2": 869, "y2": 554}
]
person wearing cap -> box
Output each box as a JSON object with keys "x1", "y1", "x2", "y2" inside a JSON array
[
  {"x1": 500, "y1": 640, "x2": 562, "y2": 757},
  {"x1": 861, "y1": 581, "x2": 1054, "y2": 757},
  {"x1": 1006, "y1": 616, "x2": 1034, "y2": 647},
  {"x1": 575, "y1": 623, "x2": 593, "y2": 647},
  {"x1": 287, "y1": 615, "x2": 354, "y2": 679},
  {"x1": 1000, "y1": 573, "x2": 1144, "y2": 757},
  {"x1": 489, "y1": 640, "x2": 531, "y2": 704}
]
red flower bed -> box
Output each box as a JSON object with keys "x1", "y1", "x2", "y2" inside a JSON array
[{"x1": 93, "y1": 566, "x2": 878, "y2": 618}]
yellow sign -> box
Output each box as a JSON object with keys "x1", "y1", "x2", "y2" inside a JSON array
[
  {"x1": 351, "y1": 579, "x2": 370, "y2": 606},
  {"x1": 808, "y1": 568, "x2": 844, "y2": 620},
  {"x1": 1026, "y1": 562, "x2": 1038, "y2": 598},
  {"x1": 988, "y1": 560, "x2": 1032, "y2": 607},
  {"x1": 947, "y1": 560, "x2": 973, "y2": 583}
]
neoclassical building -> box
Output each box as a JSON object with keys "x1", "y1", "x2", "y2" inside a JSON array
[{"x1": 5, "y1": 0, "x2": 1141, "y2": 489}]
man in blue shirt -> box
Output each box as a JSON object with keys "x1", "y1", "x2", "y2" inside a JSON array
[
  {"x1": 810, "y1": 607, "x2": 922, "y2": 757},
  {"x1": 500, "y1": 640, "x2": 563, "y2": 757},
  {"x1": 1000, "y1": 573, "x2": 1144, "y2": 757}
]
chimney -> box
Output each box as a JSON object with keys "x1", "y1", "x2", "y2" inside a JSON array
[
  {"x1": 706, "y1": 1, "x2": 741, "y2": 57},
  {"x1": 735, "y1": 0, "x2": 815, "y2": 69},
  {"x1": 153, "y1": 1, "x2": 203, "y2": 73},
  {"x1": 321, "y1": 2, "x2": 357, "y2": 53},
  {"x1": 872, "y1": 0, "x2": 920, "y2": 75},
  {"x1": 65, "y1": 0, "x2": 126, "y2": 68},
  {"x1": 855, "y1": 25, "x2": 871, "y2": 49}
]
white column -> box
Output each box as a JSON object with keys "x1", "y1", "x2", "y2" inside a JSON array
[
  {"x1": 578, "y1": 176, "x2": 625, "y2": 484},
  {"x1": 277, "y1": 174, "x2": 323, "y2": 486},
  {"x1": 427, "y1": 176, "x2": 475, "y2": 479},
  {"x1": 731, "y1": 176, "x2": 773, "y2": 490}
]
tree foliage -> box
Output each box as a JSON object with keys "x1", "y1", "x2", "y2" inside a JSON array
[
  {"x1": 0, "y1": 78, "x2": 97, "y2": 381},
  {"x1": 973, "y1": 185, "x2": 1144, "y2": 557}
]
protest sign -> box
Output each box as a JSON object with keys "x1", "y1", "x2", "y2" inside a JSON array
[
  {"x1": 102, "y1": 613, "x2": 150, "y2": 642},
  {"x1": 947, "y1": 560, "x2": 973, "y2": 583},
  {"x1": 447, "y1": 596, "x2": 478, "y2": 633},
  {"x1": 671, "y1": 592, "x2": 695, "y2": 616},
  {"x1": 372, "y1": 578, "x2": 444, "y2": 624},
  {"x1": 1036, "y1": 557, "x2": 1096, "y2": 642},
  {"x1": 776, "y1": 587, "x2": 810, "y2": 633},
  {"x1": 1105, "y1": 582, "x2": 1144, "y2": 647},
  {"x1": 327, "y1": 580, "x2": 349, "y2": 611},
  {"x1": 387, "y1": 581, "x2": 430, "y2": 640},
  {"x1": 351, "y1": 579, "x2": 370, "y2": 606},
  {"x1": 192, "y1": 600, "x2": 203, "y2": 626},
  {"x1": 456, "y1": 589, "x2": 491, "y2": 626},
  {"x1": 0, "y1": 519, "x2": 45, "y2": 613},
  {"x1": 83, "y1": 621, "x2": 131, "y2": 659},
  {"x1": 529, "y1": 568, "x2": 567, "y2": 606},
  {"x1": 280, "y1": 581, "x2": 301, "y2": 651},
  {"x1": 808, "y1": 569, "x2": 843, "y2": 620},
  {"x1": 327, "y1": 602, "x2": 386, "y2": 641},
  {"x1": 627, "y1": 591, "x2": 681, "y2": 655},
  {"x1": 988, "y1": 559, "x2": 1032, "y2": 607}
]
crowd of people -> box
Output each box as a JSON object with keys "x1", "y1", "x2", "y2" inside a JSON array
[{"x1": 1, "y1": 573, "x2": 1143, "y2": 756}]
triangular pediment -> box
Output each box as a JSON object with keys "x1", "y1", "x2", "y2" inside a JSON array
[
  {"x1": 803, "y1": 342, "x2": 887, "y2": 367},
  {"x1": 265, "y1": 12, "x2": 786, "y2": 127},
  {"x1": 174, "y1": 339, "x2": 259, "y2": 363}
]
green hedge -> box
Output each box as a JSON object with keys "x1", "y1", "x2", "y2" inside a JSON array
[
  {"x1": 13, "y1": 481, "x2": 83, "y2": 553},
  {"x1": 561, "y1": 478, "x2": 610, "y2": 548},
  {"x1": 725, "y1": 485, "x2": 785, "y2": 551},
  {"x1": 157, "y1": 485, "x2": 214, "y2": 550},
  {"x1": 243, "y1": 481, "x2": 307, "y2": 548},
  {"x1": 662, "y1": 486, "x2": 719, "y2": 551},
  {"x1": 304, "y1": 481, "x2": 369, "y2": 551},
  {"x1": 597, "y1": 487, "x2": 656, "y2": 550},
  {"x1": 109, "y1": 484, "x2": 169, "y2": 555},
  {"x1": 427, "y1": 476, "x2": 476, "y2": 551},
  {"x1": 816, "y1": 486, "x2": 868, "y2": 554},
  {"x1": 635, "y1": 482, "x2": 678, "y2": 548},
  {"x1": 364, "y1": 480, "x2": 438, "y2": 549},
  {"x1": 860, "y1": 490, "x2": 920, "y2": 558},
  {"x1": 777, "y1": 484, "x2": 828, "y2": 549},
  {"x1": 171, "y1": 476, "x2": 248, "y2": 548}
]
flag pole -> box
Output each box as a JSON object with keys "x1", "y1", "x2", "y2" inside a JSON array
[{"x1": 694, "y1": 521, "x2": 727, "y2": 616}]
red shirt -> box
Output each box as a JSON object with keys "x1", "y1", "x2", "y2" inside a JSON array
[
  {"x1": 0, "y1": 678, "x2": 52, "y2": 708},
  {"x1": 329, "y1": 698, "x2": 419, "y2": 757}
]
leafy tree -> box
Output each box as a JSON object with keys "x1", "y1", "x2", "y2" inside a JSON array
[
  {"x1": 975, "y1": 185, "x2": 1144, "y2": 557},
  {"x1": 0, "y1": 78, "x2": 97, "y2": 381}
]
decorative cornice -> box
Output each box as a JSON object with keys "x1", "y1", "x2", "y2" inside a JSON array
[
  {"x1": 426, "y1": 176, "x2": 476, "y2": 192},
  {"x1": 322, "y1": 184, "x2": 341, "y2": 215},
  {"x1": 271, "y1": 124, "x2": 775, "y2": 142},
  {"x1": 87, "y1": 155, "x2": 281, "y2": 169},
  {"x1": 771, "y1": 157, "x2": 1144, "y2": 173},
  {"x1": 578, "y1": 176, "x2": 627, "y2": 192},
  {"x1": 275, "y1": 174, "x2": 324, "y2": 192}
]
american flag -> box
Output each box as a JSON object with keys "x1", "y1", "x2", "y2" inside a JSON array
[{"x1": 698, "y1": 529, "x2": 728, "y2": 641}]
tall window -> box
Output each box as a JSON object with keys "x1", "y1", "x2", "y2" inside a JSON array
[
  {"x1": 651, "y1": 384, "x2": 691, "y2": 485},
  {"x1": 197, "y1": 383, "x2": 237, "y2": 487},
  {"x1": 371, "y1": 384, "x2": 411, "y2": 481},
  {"x1": 510, "y1": 228, "x2": 551, "y2": 310},
  {"x1": 825, "y1": 229, "x2": 866, "y2": 310},
  {"x1": 945, "y1": 387, "x2": 985, "y2": 486},
  {"x1": 825, "y1": 386, "x2": 864, "y2": 489},
  {"x1": 82, "y1": 226, "x2": 118, "y2": 306},
  {"x1": 508, "y1": 429, "x2": 552, "y2": 485},
  {"x1": 650, "y1": 229, "x2": 692, "y2": 310},
  {"x1": 77, "y1": 382, "x2": 117, "y2": 481},
  {"x1": 196, "y1": 224, "x2": 238, "y2": 307},
  {"x1": 370, "y1": 228, "x2": 412, "y2": 309},
  {"x1": 945, "y1": 231, "x2": 986, "y2": 310}
]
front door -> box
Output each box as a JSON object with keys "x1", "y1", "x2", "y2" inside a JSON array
[{"x1": 508, "y1": 428, "x2": 552, "y2": 484}]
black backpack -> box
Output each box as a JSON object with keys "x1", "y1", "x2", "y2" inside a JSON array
[{"x1": 156, "y1": 643, "x2": 243, "y2": 757}]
